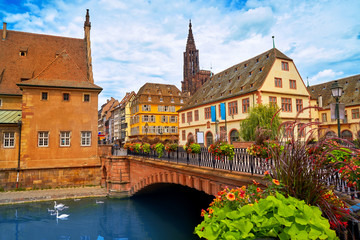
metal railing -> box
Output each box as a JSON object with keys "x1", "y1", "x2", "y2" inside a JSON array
[{"x1": 111, "y1": 146, "x2": 358, "y2": 199}]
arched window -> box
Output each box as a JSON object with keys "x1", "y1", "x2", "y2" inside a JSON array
[
  {"x1": 206, "y1": 132, "x2": 213, "y2": 146},
  {"x1": 341, "y1": 130, "x2": 353, "y2": 141},
  {"x1": 325, "y1": 131, "x2": 336, "y2": 138},
  {"x1": 230, "y1": 130, "x2": 239, "y2": 144},
  {"x1": 187, "y1": 133, "x2": 194, "y2": 143}
]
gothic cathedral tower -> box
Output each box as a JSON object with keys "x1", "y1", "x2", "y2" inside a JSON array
[{"x1": 182, "y1": 20, "x2": 199, "y2": 95}]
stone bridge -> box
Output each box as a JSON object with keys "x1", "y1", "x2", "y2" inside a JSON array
[{"x1": 101, "y1": 155, "x2": 265, "y2": 198}]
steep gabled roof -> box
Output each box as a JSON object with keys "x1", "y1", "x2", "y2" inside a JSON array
[
  {"x1": 16, "y1": 51, "x2": 101, "y2": 90},
  {"x1": 181, "y1": 48, "x2": 292, "y2": 110},
  {"x1": 308, "y1": 74, "x2": 360, "y2": 108},
  {"x1": 0, "y1": 29, "x2": 88, "y2": 95}
]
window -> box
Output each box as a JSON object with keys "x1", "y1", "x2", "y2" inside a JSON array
[
  {"x1": 60, "y1": 131, "x2": 70, "y2": 146},
  {"x1": 296, "y1": 99, "x2": 303, "y2": 112},
  {"x1": 269, "y1": 96, "x2": 277, "y2": 107},
  {"x1": 171, "y1": 98, "x2": 174, "y2": 103},
  {"x1": 275, "y1": 78, "x2": 282, "y2": 87},
  {"x1": 230, "y1": 130, "x2": 239, "y2": 144},
  {"x1": 298, "y1": 123, "x2": 305, "y2": 138},
  {"x1": 161, "y1": 116, "x2": 168, "y2": 123},
  {"x1": 194, "y1": 110, "x2": 199, "y2": 121},
  {"x1": 169, "y1": 116, "x2": 177, "y2": 123},
  {"x1": 283, "y1": 123, "x2": 292, "y2": 137},
  {"x1": 143, "y1": 115, "x2": 149, "y2": 122},
  {"x1": 281, "y1": 61, "x2": 289, "y2": 71},
  {"x1": 41, "y1": 92, "x2": 48, "y2": 100},
  {"x1": 160, "y1": 97, "x2": 163, "y2": 102},
  {"x1": 63, "y1": 93, "x2": 70, "y2": 101},
  {"x1": 142, "y1": 105, "x2": 151, "y2": 111},
  {"x1": 242, "y1": 98, "x2": 250, "y2": 113},
  {"x1": 352, "y1": 109, "x2": 360, "y2": 119},
  {"x1": 181, "y1": 113, "x2": 185, "y2": 123},
  {"x1": 341, "y1": 130, "x2": 353, "y2": 141},
  {"x1": 148, "y1": 96, "x2": 151, "y2": 101},
  {"x1": 3, "y1": 132, "x2": 15, "y2": 148},
  {"x1": 38, "y1": 131, "x2": 49, "y2": 147},
  {"x1": 321, "y1": 113, "x2": 327, "y2": 122},
  {"x1": 180, "y1": 99, "x2": 183, "y2": 103},
  {"x1": 228, "y1": 101, "x2": 238, "y2": 115},
  {"x1": 182, "y1": 130, "x2": 186, "y2": 141},
  {"x1": 206, "y1": 132, "x2": 213, "y2": 146},
  {"x1": 187, "y1": 112, "x2": 193, "y2": 123},
  {"x1": 81, "y1": 131, "x2": 91, "y2": 146},
  {"x1": 289, "y1": 80, "x2": 296, "y2": 89},
  {"x1": 281, "y1": 98, "x2": 292, "y2": 112},
  {"x1": 84, "y1": 94, "x2": 90, "y2": 102},
  {"x1": 205, "y1": 107, "x2": 211, "y2": 119},
  {"x1": 0, "y1": 99, "x2": 2, "y2": 107}
]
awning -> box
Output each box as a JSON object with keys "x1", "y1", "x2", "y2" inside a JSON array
[{"x1": 0, "y1": 110, "x2": 22, "y2": 124}]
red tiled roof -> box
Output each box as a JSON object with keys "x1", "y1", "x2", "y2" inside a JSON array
[{"x1": 0, "y1": 29, "x2": 89, "y2": 95}]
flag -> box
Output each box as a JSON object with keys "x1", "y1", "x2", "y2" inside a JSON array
[
  {"x1": 220, "y1": 103, "x2": 226, "y2": 120},
  {"x1": 211, "y1": 106, "x2": 216, "y2": 122}
]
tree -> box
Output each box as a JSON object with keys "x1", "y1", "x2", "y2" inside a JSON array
[{"x1": 239, "y1": 104, "x2": 281, "y2": 141}]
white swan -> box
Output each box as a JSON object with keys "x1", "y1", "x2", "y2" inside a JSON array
[
  {"x1": 56, "y1": 210, "x2": 69, "y2": 219},
  {"x1": 54, "y1": 201, "x2": 65, "y2": 209},
  {"x1": 96, "y1": 200, "x2": 104, "y2": 204}
]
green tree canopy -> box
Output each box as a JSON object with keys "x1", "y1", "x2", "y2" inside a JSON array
[{"x1": 239, "y1": 104, "x2": 281, "y2": 141}]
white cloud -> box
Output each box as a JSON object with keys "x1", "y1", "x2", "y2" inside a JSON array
[
  {"x1": 310, "y1": 69, "x2": 344, "y2": 85},
  {"x1": 1, "y1": 0, "x2": 360, "y2": 107}
]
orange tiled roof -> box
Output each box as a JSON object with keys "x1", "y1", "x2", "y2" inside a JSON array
[{"x1": 0, "y1": 29, "x2": 89, "y2": 95}]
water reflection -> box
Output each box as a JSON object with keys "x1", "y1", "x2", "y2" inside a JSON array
[{"x1": 0, "y1": 184, "x2": 213, "y2": 240}]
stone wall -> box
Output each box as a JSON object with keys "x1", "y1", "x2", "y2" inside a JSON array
[{"x1": 0, "y1": 166, "x2": 101, "y2": 191}]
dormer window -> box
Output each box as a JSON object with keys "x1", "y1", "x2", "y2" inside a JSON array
[
  {"x1": 259, "y1": 67, "x2": 263, "y2": 72},
  {"x1": 345, "y1": 81, "x2": 348, "y2": 85},
  {"x1": 178, "y1": 92, "x2": 181, "y2": 96},
  {"x1": 218, "y1": 83, "x2": 221, "y2": 87},
  {"x1": 19, "y1": 47, "x2": 28, "y2": 57},
  {"x1": 148, "y1": 96, "x2": 151, "y2": 101},
  {"x1": 249, "y1": 71, "x2": 253, "y2": 76},
  {"x1": 250, "y1": 84, "x2": 254, "y2": 88},
  {"x1": 244, "y1": 63, "x2": 247, "y2": 68},
  {"x1": 234, "y1": 67, "x2": 238, "y2": 72},
  {"x1": 171, "y1": 98, "x2": 174, "y2": 103},
  {"x1": 225, "y1": 72, "x2": 228, "y2": 76},
  {"x1": 229, "y1": 79, "x2": 231, "y2": 83},
  {"x1": 229, "y1": 90, "x2": 232, "y2": 94},
  {"x1": 266, "y1": 54, "x2": 269, "y2": 58},
  {"x1": 180, "y1": 99, "x2": 183, "y2": 103},
  {"x1": 160, "y1": 97, "x2": 163, "y2": 102},
  {"x1": 256, "y1": 58, "x2": 259, "y2": 63},
  {"x1": 237, "y1": 76, "x2": 241, "y2": 80},
  {"x1": 157, "y1": 90, "x2": 161, "y2": 94},
  {"x1": 240, "y1": 86, "x2": 244, "y2": 91}
]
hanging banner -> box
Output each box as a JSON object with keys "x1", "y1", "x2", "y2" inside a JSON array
[
  {"x1": 211, "y1": 106, "x2": 216, "y2": 122},
  {"x1": 220, "y1": 103, "x2": 226, "y2": 120}
]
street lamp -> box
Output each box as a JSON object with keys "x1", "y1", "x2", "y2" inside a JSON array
[{"x1": 330, "y1": 81, "x2": 343, "y2": 138}]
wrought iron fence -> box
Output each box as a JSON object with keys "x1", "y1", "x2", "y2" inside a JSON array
[{"x1": 111, "y1": 146, "x2": 358, "y2": 199}]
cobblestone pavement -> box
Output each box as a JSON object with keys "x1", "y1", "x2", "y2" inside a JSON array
[{"x1": 0, "y1": 186, "x2": 107, "y2": 205}]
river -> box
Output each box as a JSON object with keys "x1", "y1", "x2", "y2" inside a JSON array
[{"x1": 0, "y1": 184, "x2": 213, "y2": 240}]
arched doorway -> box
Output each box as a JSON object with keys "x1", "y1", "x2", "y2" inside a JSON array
[
  {"x1": 206, "y1": 132, "x2": 213, "y2": 146},
  {"x1": 341, "y1": 130, "x2": 353, "y2": 141},
  {"x1": 229, "y1": 129, "x2": 239, "y2": 144},
  {"x1": 187, "y1": 133, "x2": 194, "y2": 143}
]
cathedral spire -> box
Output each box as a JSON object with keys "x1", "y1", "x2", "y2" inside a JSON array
[
  {"x1": 182, "y1": 20, "x2": 200, "y2": 95},
  {"x1": 84, "y1": 9, "x2": 93, "y2": 83}
]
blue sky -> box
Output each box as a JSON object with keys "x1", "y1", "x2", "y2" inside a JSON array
[{"x1": 1, "y1": 0, "x2": 360, "y2": 105}]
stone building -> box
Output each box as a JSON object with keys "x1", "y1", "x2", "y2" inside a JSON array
[
  {"x1": 178, "y1": 48, "x2": 311, "y2": 146},
  {"x1": 130, "y1": 83, "x2": 187, "y2": 142},
  {"x1": 308, "y1": 75, "x2": 360, "y2": 141},
  {"x1": 182, "y1": 21, "x2": 211, "y2": 96},
  {"x1": 0, "y1": 10, "x2": 102, "y2": 190}
]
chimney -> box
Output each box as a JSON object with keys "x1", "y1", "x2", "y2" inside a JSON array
[
  {"x1": 2, "y1": 22, "x2": 7, "y2": 40},
  {"x1": 318, "y1": 95, "x2": 323, "y2": 108}
]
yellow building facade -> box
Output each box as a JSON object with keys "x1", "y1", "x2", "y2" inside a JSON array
[
  {"x1": 178, "y1": 48, "x2": 311, "y2": 146},
  {"x1": 130, "y1": 83, "x2": 186, "y2": 142}
]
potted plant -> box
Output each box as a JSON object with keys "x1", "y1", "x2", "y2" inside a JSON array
[
  {"x1": 184, "y1": 143, "x2": 201, "y2": 154},
  {"x1": 165, "y1": 143, "x2": 178, "y2": 153},
  {"x1": 208, "y1": 141, "x2": 235, "y2": 160},
  {"x1": 141, "y1": 143, "x2": 151, "y2": 154},
  {"x1": 155, "y1": 143, "x2": 165, "y2": 158}
]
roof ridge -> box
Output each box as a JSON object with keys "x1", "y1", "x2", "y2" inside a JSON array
[{"x1": 1, "y1": 29, "x2": 83, "y2": 41}]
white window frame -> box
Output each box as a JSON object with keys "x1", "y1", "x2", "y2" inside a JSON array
[
  {"x1": 3, "y1": 132, "x2": 15, "y2": 148},
  {"x1": 60, "y1": 131, "x2": 71, "y2": 147},
  {"x1": 170, "y1": 116, "x2": 177, "y2": 123},
  {"x1": 0, "y1": 98, "x2": 2, "y2": 107},
  {"x1": 81, "y1": 131, "x2": 91, "y2": 146},
  {"x1": 38, "y1": 131, "x2": 49, "y2": 147}
]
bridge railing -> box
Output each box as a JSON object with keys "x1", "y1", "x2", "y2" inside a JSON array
[{"x1": 111, "y1": 146, "x2": 359, "y2": 200}]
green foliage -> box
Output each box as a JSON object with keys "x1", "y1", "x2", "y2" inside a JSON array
[
  {"x1": 165, "y1": 143, "x2": 178, "y2": 152},
  {"x1": 195, "y1": 192, "x2": 338, "y2": 240},
  {"x1": 134, "y1": 143, "x2": 141, "y2": 153},
  {"x1": 239, "y1": 104, "x2": 281, "y2": 141},
  {"x1": 184, "y1": 143, "x2": 201, "y2": 153},
  {"x1": 155, "y1": 143, "x2": 165, "y2": 158},
  {"x1": 208, "y1": 142, "x2": 235, "y2": 160},
  {"x1": 141, "y1": 143, "x2": 151, "y2": 154}
]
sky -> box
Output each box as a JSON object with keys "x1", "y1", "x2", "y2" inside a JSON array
[{"x1": 1, "y1": 0, "x2": 360, "y2": 106}]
